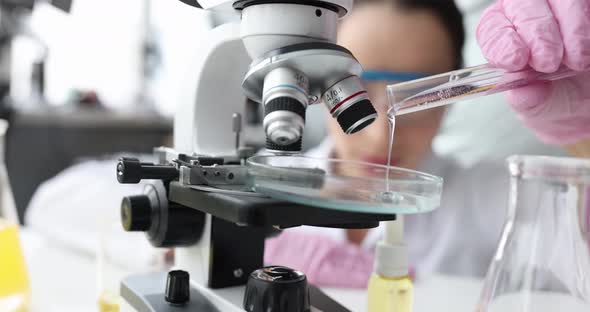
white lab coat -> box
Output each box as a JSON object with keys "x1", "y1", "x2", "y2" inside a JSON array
[{"x1": 288, "y1": 138, "x2": 509, "y2": 278}]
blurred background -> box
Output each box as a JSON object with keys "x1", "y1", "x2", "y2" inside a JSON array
[{"x1": 7, "y1": 0, "x2": 201, "y2": 221}]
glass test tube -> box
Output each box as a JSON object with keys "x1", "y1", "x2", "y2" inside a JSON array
[{"x1": 387, "y1": 64, "x2": 588, "y2": 116}]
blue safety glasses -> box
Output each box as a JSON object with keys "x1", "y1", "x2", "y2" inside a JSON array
[
  {"x1": 360, "y1": 70, "x2": 431, "y2": 83},
  {"x1": 359, "y1": 70, "x2": 431, "y2": 113}
]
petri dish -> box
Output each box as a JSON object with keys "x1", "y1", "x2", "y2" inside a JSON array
[{"x1": 246, "y1": 155, "x2": 443, "y2": 214}]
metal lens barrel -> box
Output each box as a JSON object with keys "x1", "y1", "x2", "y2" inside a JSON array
[
  {"x1": 323, "y1": 75, "x2": 377, "y2": 134},
  {"x1": 262, "y1": 67, "x2": 310, "y2": 153}
]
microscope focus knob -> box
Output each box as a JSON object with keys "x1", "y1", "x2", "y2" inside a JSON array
[
  {"x1": 165, "y1": 270, "x2": 190, "y2": 305},
  {"x1": 117, "y1": 157, "x2": 179, "y2": 184},
  {"x1": 121, "y1": 195, "x2": 152, "y2": 231},
  {"x1": 243, "y1": 266, "x2": 310, "y2": 312}
]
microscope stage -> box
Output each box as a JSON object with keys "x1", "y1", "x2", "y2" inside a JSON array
[{"x1": 168, "y1": 181, "x2": 395, "y2": 229}]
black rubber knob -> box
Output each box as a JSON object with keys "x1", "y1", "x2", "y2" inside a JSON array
[
  {"x1": 243, "y1": 266, "x2": 310, "y2": 312},
  {"x1": 117, "y1": 157, "x2": 179, "y2": 184},
  {"x1": 165, "y1": 270, "x2": 190, "y2": 305},
  {"x1": 121, "y1": 195, "x2": 152, "y2": 232},
  {"x1": 117, "y1": 157, "x2": 142, "y2": 184}
]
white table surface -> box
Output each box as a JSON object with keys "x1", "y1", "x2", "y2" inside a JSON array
[{"x1": 20, "y1": 228, "x2": 483, "y2": 312}]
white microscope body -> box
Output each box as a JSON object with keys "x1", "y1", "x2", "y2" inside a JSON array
[{"x1": 175, "y1": 0, "x2": 377, "y2": 157}]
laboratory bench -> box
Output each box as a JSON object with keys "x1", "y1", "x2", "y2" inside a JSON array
[
  {"x1": 20, "y1": 227, "x2": 484, "y2": 312},
  {"x1": 5, "y1": 107, "x2": 172, "y2": 223}
]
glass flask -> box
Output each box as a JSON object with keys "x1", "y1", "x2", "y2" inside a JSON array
[
  {"x1": 0, "y1": 219, "x2": 30, "y2": 312},
  {"x1": 477, "y1": 155, "x2": 590, "y2": 312},
  {"x1": 0, "y1": 120, "x2": 30, "y2": 311}
]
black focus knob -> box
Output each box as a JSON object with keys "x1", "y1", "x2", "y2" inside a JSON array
[
  {"x1": 121, "y1": 195, "x2": 152, "y2": 232},
  {"x1": 117, "y1": 157, "x2": 142, "y2": 184},
  {"x1": 165, "y1": 270, "x2": 190, "y2": 305},
  {"x1": 243, "y1": 266, "x2": 310, "y2": 312}
]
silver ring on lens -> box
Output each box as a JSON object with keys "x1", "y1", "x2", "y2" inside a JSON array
[
  {"x1": 262, "y1": 67, "x2": 310, "y2": 152},
  {"x1": 322, "y1": 75, "x2": 377, "y2": 134}
]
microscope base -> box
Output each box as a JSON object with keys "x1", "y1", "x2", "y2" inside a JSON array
[{"x1": 121, "y1": 272, "x2": 351, "y2": 312}]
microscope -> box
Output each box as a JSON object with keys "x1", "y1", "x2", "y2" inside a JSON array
[{"x1": 116, "y1": 0, "x2": 395, "y2": 310}]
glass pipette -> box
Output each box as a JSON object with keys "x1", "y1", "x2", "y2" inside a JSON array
[{"x1": 387, "y1": 64, "x2": 589, "y2": 116}]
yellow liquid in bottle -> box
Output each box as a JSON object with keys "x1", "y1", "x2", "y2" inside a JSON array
[
  {"x1": 0, "y1": 219, "x2": 30, "y2": 312},
  {"x1": 367, "y1": 274, "x2": 413, "y2": 312},
  {"x1": 98, "y1": 290, "x2": 120, "y2": 312}
]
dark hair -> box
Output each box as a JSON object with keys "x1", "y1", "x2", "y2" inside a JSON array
[{"x1": 352, "y1": 0, "x2": 465, "y2": 69}]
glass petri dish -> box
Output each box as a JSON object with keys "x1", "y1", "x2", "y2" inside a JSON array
[{"x1": 246, "y1": 155, "x2": 443, "y2": 214}]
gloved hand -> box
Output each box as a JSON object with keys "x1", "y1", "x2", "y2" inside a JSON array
[
  {"x1": 477, "y1": 0, "x2": 590, "y2": 144},
  {"x1": 264, "y1": 231, "x2": 374, "y2": 288}
]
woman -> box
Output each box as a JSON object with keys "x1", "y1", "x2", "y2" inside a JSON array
[{"x1": 264, "y1": 0, "x2": 590, "y2": 287}]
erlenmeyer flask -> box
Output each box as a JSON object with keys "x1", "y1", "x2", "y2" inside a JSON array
[
  {"x1": 0, "y1": 120, "x2": 30, "y2": 311},
  {"x1": 477, "y1": 155, "x2": 590, "y2": 312}
]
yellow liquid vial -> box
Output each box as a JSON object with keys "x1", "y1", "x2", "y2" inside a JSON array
[
  {"x1": 367, "y1": 274, "x2": 413, "y2": 312},
  {"x1": 0, "y1": 219, "x2": 30, "y2": 312},
  {"x1": 98, "y1": 290, "x2": 120, "y2": 312}
]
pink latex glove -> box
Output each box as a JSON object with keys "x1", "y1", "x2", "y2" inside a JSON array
[
  {"x1": 477, "y1": 0, "x2": 590, "y2": 144},
  {"x1": 264, "y1": 231, "x2": 374, "y2": 288}
]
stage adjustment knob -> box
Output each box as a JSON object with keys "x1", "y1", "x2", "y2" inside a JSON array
[{"x1": 165, "y1": 270, "x2": 190, "y2": 305}]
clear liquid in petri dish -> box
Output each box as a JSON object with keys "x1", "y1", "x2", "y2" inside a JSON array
[{"x1": 376, "y1": 190, "x2": 404, "y2": 204}]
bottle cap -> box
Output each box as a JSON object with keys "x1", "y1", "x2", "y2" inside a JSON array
[{"x1": 374, "y1": 241, "x2": 409, "y2": 277}]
